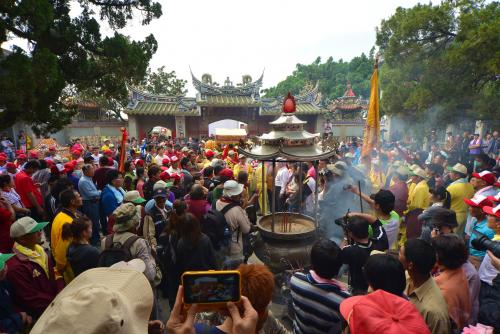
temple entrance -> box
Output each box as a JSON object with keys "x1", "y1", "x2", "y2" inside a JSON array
[{"x1": 208, "y1": 119, "x2": 247, "y2": 136}]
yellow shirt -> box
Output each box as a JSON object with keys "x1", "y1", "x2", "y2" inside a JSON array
[
  {"x1": 447, "y1": 179, "x2": 474, "y2": 227},
  {"x1": 408, "y1": 180, "x2": 430, "y2": 211},
  {"x1": 101, "y1": 144, "x2": 110, "y2": 151},
  {"x1": 233, "y1": 163, "x2": 253, "y2": 184},
  {"x1": 51, "y1": 211, "x2": 75, "y2": 280},
  {"x1": 254, "y1": 164, "x2": 268, "y2": 214}
]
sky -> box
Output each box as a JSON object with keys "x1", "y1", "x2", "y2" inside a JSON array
[{"x1": 3, "y1": 0, "x2": 428, "y2": 95}]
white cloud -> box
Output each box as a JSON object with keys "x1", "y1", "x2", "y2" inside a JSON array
[{"x1": 2, "y1": 0, "x2": 427, "y2": 95}]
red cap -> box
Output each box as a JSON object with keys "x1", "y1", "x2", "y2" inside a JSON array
[
  {"x1": 49, "y1": 145, "x2": 57, "y2": 151},
  {"x1": 464, "y1": 194, "x2": 493, "y2": 208},
  {"x1": 50, "y1": 165, "x2": 59, "y2": 174},
  {"x1": 0, "y1": 155, "x2": 6, "y2": 162},
  {"x1": 170, "y1": 155, "x2": 179, "y2": 163},
  {"x1": 29, "y1": 150, "x2": 38, "y2": 159},
  {"x1": 495, "y1": 177, "x2": 500, "y2": 188},
  {"x1": 71, "y1": 160, "x2": 78, "y2": 167},
  {"x1": 205, "y1": 150, "x2": 214, "y2": 158},
  {"x1": 6, "y1": 162, "x2": 16, "y2": 169},
  {"x1": 488, "y1": 193, "x2": 500, "y2": 203},
  {"x1": 170, "y1": 173, "x2": 181, "y2": 181},
  {"x1": 219, "y1": 168, "x2": 234, "y2": 180},
  {"x1": 103, "y1": 149, "x2": 113, "y2": 156},
  {"x1": 134, "y1": 159, "x2": 144, "y2": 167},
  {"x1": 15, "y1": 150, "x2": 23, "y2": 156},
  {"x1": 64, "y1": 162, "x2": 74, "y2": 173},
  {"x1": 160, "y1": 166, "x2": 168, "y2": 171},
  {"x1": 45, "y1": 160, "x2": 54, "y2": 167},
  {"x1": 71, "y1": 149, "x2": 82, "y2": 156},
  {"x1": 17, "y1": 154, "x2": 27, "y2": 160},
  {"x1": 107, "y1": 157, "x2": 114, "y2": 166},
  {"x1": 340, "y1": 290, "x2": 430, "y2": 334},
  {"x1": 483, "y1": 203, "x2": 500, "y2": 219},
  {"x1": 472, "y1": 171, "x2": 496, "y2": 185},
  {"x1": 160, "y1": 171, "x2": 170, "y2": 181},
  {"x1": 162, "y1": 157, "x2": 170, "y2": 165}
]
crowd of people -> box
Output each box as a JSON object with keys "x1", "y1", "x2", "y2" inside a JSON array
[{"x1": 0, "y1": 128, "x2": 498, "y2": 333}]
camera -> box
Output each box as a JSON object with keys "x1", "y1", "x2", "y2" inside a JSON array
[
  {"x1": 471, "y1": 231, "x2": 500, "y2": 258},
  {"x1": 334, "y1": 209, "x2": 350, "y2": 231}
]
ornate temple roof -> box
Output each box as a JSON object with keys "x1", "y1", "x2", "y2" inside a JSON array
[
  {"x1": 125, "y1": 87, "x2": 199, "y2": 116},
  {"x1": 125, "y1": 73, "x2": 328, "y2": 116},
  {"x1": 329, "y1": 82, "x2": 368, "y2": 113}
]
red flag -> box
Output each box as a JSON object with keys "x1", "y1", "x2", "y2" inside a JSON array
[{"x1": 118, "y1": 127, "x2": 128, "y2": 174}]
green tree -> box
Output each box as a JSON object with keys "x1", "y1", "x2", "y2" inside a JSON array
[
  {"x1": 141, "y1": 66, "x2": 187, "y2": 96},
  {"x1": 0, "y1": 0, "x2": 162, "y2": 135},
  {"x1": 376, "y1": 0, "x2": 499, "y2": 125},
  {"x1": 263, "y1": 50, "x2": 375, "y2": 102}
]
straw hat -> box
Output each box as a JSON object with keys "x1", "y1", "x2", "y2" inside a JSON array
[{"x1": 31, "y1": 268, "x2": 153, "y2": 334}]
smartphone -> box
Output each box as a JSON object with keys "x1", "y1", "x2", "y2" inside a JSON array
[{"x1": 182, "y1": 270, "x2": 241, "y2": 305}]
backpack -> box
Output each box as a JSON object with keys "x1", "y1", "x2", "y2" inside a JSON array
[
  {"x1": 97, "y1": 234, "x2": 141, "y2": 267},
  {"x1": 201, "y1": 202, "x2": 238, "y2": 251}
]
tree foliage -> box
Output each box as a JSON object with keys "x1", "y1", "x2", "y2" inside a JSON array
[
  {"x1": 141, "y1": 66, "x2": 187, "y2": 96},
  {"x1": 0, "y1": 0, "x2": 162, "y2": 135},
  {"x1": 376, "y1": 0, "x2": 499, "y2": 124},
  {"x1": 262, "y1": 49, "x2": 375, "y2": 102}
]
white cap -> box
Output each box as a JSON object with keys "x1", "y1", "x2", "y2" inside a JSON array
[
  {"x1": 31, "y1": 268, "x2": 153, "y2": 334},
  {"x1": 223, "y1": 180, "x2": 244, "y2": 197}
]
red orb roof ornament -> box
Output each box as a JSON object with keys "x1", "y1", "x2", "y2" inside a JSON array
[{"x1": 282, "y1": 92, "x2": 296, "y2": 114}]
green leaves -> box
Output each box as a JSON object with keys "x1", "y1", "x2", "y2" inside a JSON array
[
  {"x1": 263, "y1": 52, "x2": 375, "y2": 102},
  {"x1": 376, "y1": 0, "x2": 499, "y2": 124},
  {"x1": 141, "y1": 66, "x2": 187, "y2": 96},
  {"x1": 0, "y1": 0, "x2": 162, "y2": 135}
]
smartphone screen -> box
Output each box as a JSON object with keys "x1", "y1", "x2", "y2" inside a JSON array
[{"x1": 182, "y1": 272, "x2": 240, "y2": 304}]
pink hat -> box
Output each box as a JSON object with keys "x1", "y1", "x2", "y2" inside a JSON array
[
  {"x1": 472, "y1": 171, "x2": 496, "y2": 185},
  {"x1": 340, "y1": 290, "x2": 430, "y2": 334},
  {"x1": 487, "y1": 193, "x2": 500, "y2": 203}
]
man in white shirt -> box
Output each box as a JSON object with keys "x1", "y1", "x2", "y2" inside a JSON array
[
  {"x1": 274, "y1": 161, "x2": 290, "y2": 212},
  {"x1": 91, "y1": 146, "x2": 101, "y2": 165}
]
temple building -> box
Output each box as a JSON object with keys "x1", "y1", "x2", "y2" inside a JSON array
[
  {"x1": 327, "y1": 82, "x2": 368, "y2": 138},
  {"x1": 125, "y1": 72, "x2": 328, "y2": 139}
]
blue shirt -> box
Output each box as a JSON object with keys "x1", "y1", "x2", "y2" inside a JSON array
[
  {"x1": 469, "y1": 217, "x2": 495, "y2": 258},
  {"x1": 78, "y1": 175, "x2": 101, "y2": 200}
]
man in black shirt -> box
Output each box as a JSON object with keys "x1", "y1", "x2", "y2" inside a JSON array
[
  {"x1": 143, "y1": 165, "x2": 161, "y2": 201},
  {"x1": 340, "y1": 213, "x2": 388, "y2": 295}
]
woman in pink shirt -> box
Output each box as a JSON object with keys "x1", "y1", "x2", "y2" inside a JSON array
[{"x1": 432, "y1": 234, "x2": 472, "y2": 330}]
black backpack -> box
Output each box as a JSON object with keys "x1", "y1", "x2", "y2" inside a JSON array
[
  {"x1": 97, "y1": 234, "x2": 140, "y2": 267},
  {"x1": 201, "y1": 203, "x2": 238, "y2": 251}
]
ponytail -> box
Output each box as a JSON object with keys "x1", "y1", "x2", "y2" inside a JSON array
[
  {"x1": 61, "y1": 216, "x2": 92, "y2": 241},
  {"x1": 442, "y1": 190, "x2": 451, "y2": 209}
]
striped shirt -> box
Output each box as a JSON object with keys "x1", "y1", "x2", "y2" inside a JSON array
[{"x1": 290, "y1": 270, "x2": 350, "y2": 334}]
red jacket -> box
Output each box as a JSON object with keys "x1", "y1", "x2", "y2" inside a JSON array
[{"x1": 6, "y1": 247, "x2": 64, "y2": 317}]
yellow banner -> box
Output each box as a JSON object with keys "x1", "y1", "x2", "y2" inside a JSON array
[{"x1": 361, "y1": 64, "x2": 380, "y2": 158}]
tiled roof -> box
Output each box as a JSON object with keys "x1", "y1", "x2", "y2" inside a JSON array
[
  {"x1": 125, "y1": 101, "x2": 198, "y2": 116},
  {"x1": 197, "y1": 95, "x2": 262, "y2": 107}
]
